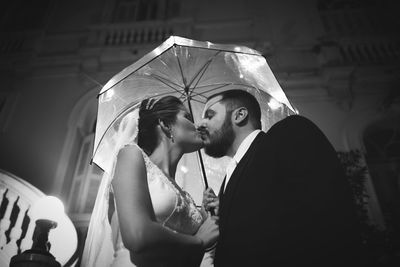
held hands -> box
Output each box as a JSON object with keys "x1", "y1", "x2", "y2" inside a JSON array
[
  {"x1": 195, "y1": 215, "x2": 219, "y2": 251},
  {"x1": 202, "y1": 188, "x2": 219, "y2": 216},
  {"x1": 195, "y1": 188, "x2": 220, "y2": 251}
]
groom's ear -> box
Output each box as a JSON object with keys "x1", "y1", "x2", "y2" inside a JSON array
[{"x1": 232, "y1": 107, "x2": 248, "y2": 125}]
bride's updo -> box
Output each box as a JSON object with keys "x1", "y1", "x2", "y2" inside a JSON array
[{"x1": 138, "y1": 96, "x2": 184, "y2": 155}]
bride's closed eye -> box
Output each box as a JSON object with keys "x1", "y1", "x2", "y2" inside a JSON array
[{"x1": 184, "y1": 113, "x2": 193, "y2": 121}]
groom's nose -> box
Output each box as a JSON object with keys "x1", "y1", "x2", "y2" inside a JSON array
[
  {"x1": 196, "y1": 121, "x2": 207, "y2": 132},
  {"x1": 196, "y1": 117, "x2": 204, "y2": 127},
  {"x1": 196, "y1": 123, "x2": 204, "y2": 131}
]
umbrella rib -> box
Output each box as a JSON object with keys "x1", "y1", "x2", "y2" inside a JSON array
[
  {"x1": 187, "y1": 57, "x2": 213, "y2": 89},
  {"x1": 150, "y1": 74, "x2": 186, "y2": 98},
  {"x1": 189, "y1": 91, "x2": 209, "y2": 101},
  {"x1": 190, "y1": 83, "x2": 257, "y2": 103},
  {"x1": 189, "y1": 83, "x2": 234, "y2": 102},
  {"x1": 93, "y1": 103, "x2": 141, "y2": 159},
  {"x1": 194, "y1": 82, "x2": 256, "y2": 90},
  {"x1": 190, "y1": 98, "x2": 207, "y2": 104},
  {"x1": 175, "y1": 47, "x2": 188, "y2": 89},
  {"x1": 188, "y1": 60, "x2": 213, "y2": 94},
  {"x1": 188, "y1": 51, "x2": 221, "y2": 95},
  {"x1": 152, "y1": 90, "x2": 182, "y2": 99},
  {"x1": 193, "y1": 83, "x2": 233, "y2": 97},
  {"x1": 195, "y1": 82, "x2": 257, "y2": 97},
  {"x1": 150, "y1": 73, "x2": 185, "y2": 90},
  {"x1": 175, "y1": 49, "x2": 221, "y2": 93},
  {"x1": 192, "y1": 83, "x2": 235, "y2": 89}
]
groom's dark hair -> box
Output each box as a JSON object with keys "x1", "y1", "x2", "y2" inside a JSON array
[{"x1": 208, "y1": 90, "x2": 262, "y2": 129}]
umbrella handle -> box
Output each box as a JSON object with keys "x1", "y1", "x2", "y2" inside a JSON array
[
  {"x1": 196, "y1": 150, "x2": 218, "y2": 217},
  {"x1": 186, "y1": 94, "x2": 209, "y2": 189},
  {"x1": 196, "y1": 150, "x2": 209, "y2": 189},
  {"x1": 185, "y1": 93, "x2": 214, "y2": 216}
]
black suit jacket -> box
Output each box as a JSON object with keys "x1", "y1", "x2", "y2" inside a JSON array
[{"x1": 214, "y1": 115, "x2": 362, "y2": 267}]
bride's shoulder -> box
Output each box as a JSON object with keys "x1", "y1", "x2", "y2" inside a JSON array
[{"x1": 117, "y1": 143, "x2": 145, "y2": 164}]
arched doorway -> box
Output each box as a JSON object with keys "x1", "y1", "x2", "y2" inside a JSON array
[{"x1": 54, "y1": 87, "x2": 102, "y2": 218}]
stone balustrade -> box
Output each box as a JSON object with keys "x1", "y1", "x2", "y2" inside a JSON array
[
  {"x1": 0, "y1": 31, "x2": 41, "y2": 55},
  {"x1": 0, "y1": 170, "x2": 45, "y2": 266},
  {"x1": 0, "y1": 169, "x2": 78, "y2": 266},
  {"x1": 315, "y1": 39, "x2": 400, "y2": 66},
  {"x1": 86, "y1": 19, "x2": 192, "y2": 47}
]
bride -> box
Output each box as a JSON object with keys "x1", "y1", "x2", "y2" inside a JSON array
[{"x1": 81, "y1": 96, "x2": 219, "y2": 267}]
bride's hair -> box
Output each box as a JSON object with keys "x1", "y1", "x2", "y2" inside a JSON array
[{"x1": 138, "y1": 96, "x2": 184, "y2": 155}]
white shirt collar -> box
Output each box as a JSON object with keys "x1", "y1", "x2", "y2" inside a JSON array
[
  {"x1": 223, "y1": 129, "x2": 262, "y2": 192},
  {"x1": 232, "y1": 129, "x2": 262, "y2": 164}
]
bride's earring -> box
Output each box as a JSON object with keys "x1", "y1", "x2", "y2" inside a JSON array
[
  {"x1": 169, "y1": 130, "x2": 174, "y2": 143},
  {"x1": 159, "y1": 120, "x2": 174, "y2": 143}
]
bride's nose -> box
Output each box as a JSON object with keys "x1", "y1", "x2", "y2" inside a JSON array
[{"x1": 196, "y1": 120, "x2": 206, "y2": 130}]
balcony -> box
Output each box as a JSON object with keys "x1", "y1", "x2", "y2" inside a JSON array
[{"x1": 85, "y1": 19, "x2": 192, "y2": 48}]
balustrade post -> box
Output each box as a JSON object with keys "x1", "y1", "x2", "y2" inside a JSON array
[
  {"x1": 3, "y1": 198, "x2": 29, "y2": 257},
  {"x1": 20, "y1": 208, "x2": 35, "y2": 252},
  {"x1": 0, "y1": 191, "x2": 18, "y2": 248}
]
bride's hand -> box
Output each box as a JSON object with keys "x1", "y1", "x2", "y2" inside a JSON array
[
  {"x1": 195, "y1": 215, "x2": 219, "y2": 250},
  {"x1": 203, "y1": 188, "x2": 219, "y2": 216}
]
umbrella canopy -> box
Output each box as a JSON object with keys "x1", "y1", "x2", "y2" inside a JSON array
[{"x1": 92, "y1": 36, "x2": 297, "y2": 200}]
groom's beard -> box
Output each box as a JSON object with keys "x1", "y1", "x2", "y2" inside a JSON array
[{"x1": 204, "y1": 115, "x2": 235, "y2": 158}]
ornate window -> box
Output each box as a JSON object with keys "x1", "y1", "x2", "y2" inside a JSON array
[
  {"x1": 54, "y1": 88, "x2": 102, "y2": 218},
  {"x1": 53, "y1": 87, "x2": 105, "y2": 266},
  {"x1": 67, "y1": 125, "x2": 104, "y2": 214}
]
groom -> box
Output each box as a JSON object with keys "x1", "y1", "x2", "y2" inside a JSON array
[{"x1": 199, "y1": 90, "x2": 363, "y2": 266}]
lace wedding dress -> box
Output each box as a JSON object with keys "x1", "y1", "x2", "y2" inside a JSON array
[{"x1": 109, "y1": 145, "x2": 206, "y2": 267}]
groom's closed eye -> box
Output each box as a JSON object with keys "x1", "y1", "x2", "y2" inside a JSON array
[{"x1": 203, "y1": 110, "x2": 215, "y2": 119}]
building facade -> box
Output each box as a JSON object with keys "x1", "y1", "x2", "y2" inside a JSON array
[{"x1": 1, "y1": 0, "x2": 399, "y2": 264}]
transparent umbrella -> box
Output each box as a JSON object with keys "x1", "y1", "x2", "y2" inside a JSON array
[{"x1": 92, "y1": 36, "x2": 297, "y2": 201}]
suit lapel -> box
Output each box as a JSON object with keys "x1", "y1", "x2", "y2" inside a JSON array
[
  {"x1": 218, "y1": 176, "x2": 226, "y2": 198},
  {"x1": 219, "y1": 132, "x2": 265, "y2": 228}
]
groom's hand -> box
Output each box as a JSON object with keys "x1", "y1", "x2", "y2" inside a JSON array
[{"x1": 203, "y1": 188, "x2": 219, "y2": 216}]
